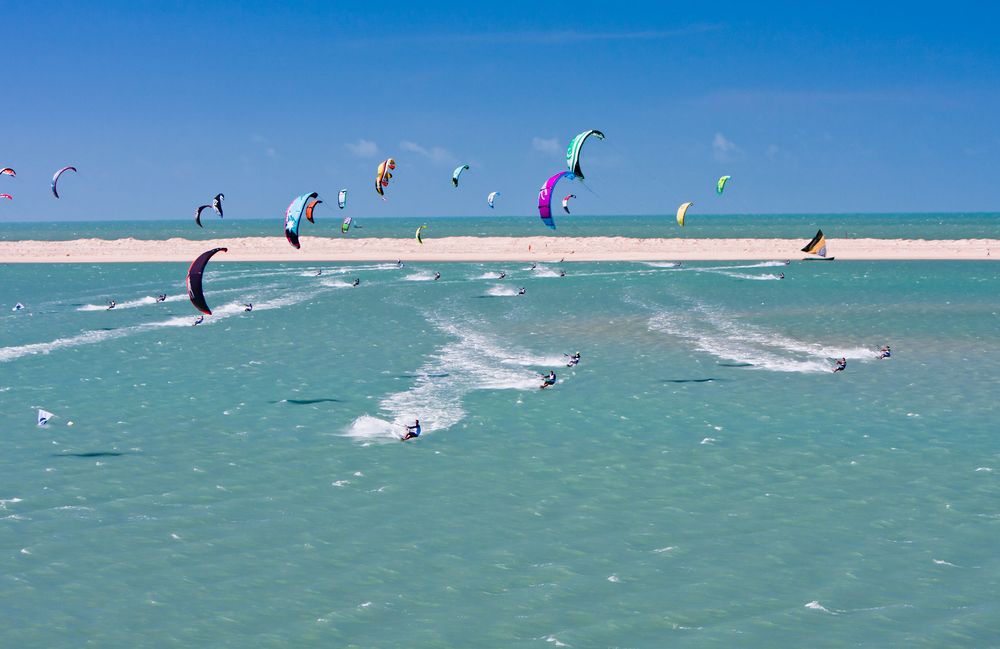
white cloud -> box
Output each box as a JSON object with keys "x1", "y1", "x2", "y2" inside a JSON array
[
  {"x1": 345, "y1": 138, "x2": 379, "y2": 158},
  {"x1": 532, "y1": 137, "x2": 561, "y2": 155},
  {"x1": 712, "y1": 132, "x2": 742, "y2": 162},
  {"x1": 399, "y1": 140, "x2": 455, "y2": 164}
]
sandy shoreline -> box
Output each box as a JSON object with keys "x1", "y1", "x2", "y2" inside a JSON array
[{"x1": 0, "y1": 236, "x2": 996, "y2": 263}]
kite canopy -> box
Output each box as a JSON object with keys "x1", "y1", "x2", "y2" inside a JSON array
[
  {"x1": 415, "y1": 224, "x2": 427, "y2": 244},
  {"x1": 676, "y1": 201, "x2": 693, "y2": 227},
  {"x1": 562, "y1": 194, "x2": 576, "y2": 214},
  {"x1": 186, "y1": 247, "x2": 228, "y2": 315},
  {"x1": 566, "y1": 129, "x2": 604, "y2": 179},
  {"x1": 51, "y1": 166, "x2": 77, "y2": 199},
  {"x1": 801, "y1": 229, "x2": 828, "y2": 257},
  {"x1": 0, "y1": 194, "x2": 12, "y2": 200},
  {"x1": 338, "y1": 189, "x2": 347, "y2": 209},
  {"x1": 716, "y1": 175, "x2": 731, "y2": 195},
  {"x1": 212, "y1": 193, "x2": 225, "y2": 218},
  {"x1": 0, "y1": 168, "x2": 14, "y2": 177},
  {"x1": 537, "y1": 171, "x2": 574, "y2": 229},
  {"x1": 37, "y1": 409, "x2": 54, "y2": 427},
  {"x1": 304, "y1": 198, "x2": 322, "y2": 223},
  {"x1": 284, "y1": 192, "x2": 319, "y2": 249},
  {"x1": 194, "y1": 204, "x2": 212, "y2": 228},
  {"x1": 452, "y1": 164, "x2": 470, "y2": 187},
  {"x1": 342, "y1": 216, "x2": 352, "y2": 233},
  {"x1": 375, "y1": 158, "x2": 396, "y2": 198},
  {"x1": 487, "y1": 191, "x2": 500, "y2": 209}
]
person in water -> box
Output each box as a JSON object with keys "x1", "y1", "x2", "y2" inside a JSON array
[
  {"x1": 193, "y1": 315, "x2": 205, "y2": 326},
  {"x1": 315, "y1": 270, "x2": 323, "y2": 276},
  {"x1": 352, "y1": 278, "x2": 360, "y2": 287},
  {"x1": 396, "y1": 259, "x2": 403, "y2": 268},
  {"x1": 540, "y1": 370, "x2": 557, "y2": 388},
  {"x1": 778, "y1": 272, "x2": 785, "y2": 279},
  {"x1": 566, "y1": 351, "x2": 581, "y2": 366},
  {"x1": 877, "y1": 345, "x2": 891, "y2": 359},
  {"x1": 244, "y1": 303, "x2": 253, "y2": 312},
  {"x1": 832, "y1": 357, "x2": 847, "y2": 372},
  {"x1": 517, "y1": 287, "x2": 526, "y2": 295},
  {"x1": 784, "y1": 260, "x2": 791, "y2": 265},
  {"x1": 156, "y1": 294, "x2": 167, "y2": 303},
  {"x1": 12, "y1": 302, "x2": 24, "y2": 311},
  {"x1": 434, "y1": 272, "x2": 441, "y2": 281},
  {"x1": 402, "y1": 419, "x2": 421, "y2": 441},
  {"x1": 559, "y1": 270, "x2": 566, "y2": 277},
  {"x1": 498, "y1": 271, "x2": 506, "y2": 280}
]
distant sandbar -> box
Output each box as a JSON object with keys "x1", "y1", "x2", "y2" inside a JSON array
[{"x1": 0, "y1": 236, "x2": 996, "y2": 263}]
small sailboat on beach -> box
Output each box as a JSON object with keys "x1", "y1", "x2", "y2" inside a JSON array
[{"x1": 802, "y1": 229, "x2": 835, "y2": 261}]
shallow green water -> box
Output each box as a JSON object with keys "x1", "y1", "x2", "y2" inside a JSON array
[{"x1": 2, "y1": 259, "x2": 999, "y2": 647}]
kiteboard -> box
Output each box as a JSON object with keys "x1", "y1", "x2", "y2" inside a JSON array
[{"x1": 802, "y1": 257, "x2": 835, "y2": 261}]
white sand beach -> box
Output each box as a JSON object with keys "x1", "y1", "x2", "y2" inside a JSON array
[{"x1": 0, "y1": 236, "x2": 996, "y2": 263}]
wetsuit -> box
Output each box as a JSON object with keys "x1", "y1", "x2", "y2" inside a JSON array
[{"x1": 402, "y1": 424, "x2": 421, "y2": 440}]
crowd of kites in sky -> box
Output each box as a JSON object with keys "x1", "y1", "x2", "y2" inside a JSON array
[
  {"x1": 0, "y1": 129, "x2": 734, "y2": 238},
  {"x1": 2, "y1": 129, "x2": 741, "y2": 317}
]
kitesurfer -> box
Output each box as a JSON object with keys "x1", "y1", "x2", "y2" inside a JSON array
[
  {"x1": 107, "y1": 300, "x2": 116, "y2": 310},
  {"x1": 352, "y1": 278, "x2": 360, "y2": 287},
  {"x1": 877, "y1": 345, "x2": 891, "y2": 359},
  {"x1": 156, "y1": 294, "x2": 167, "y2": 303},
  {"x1": 315, "y1": 270, "x2": 323, "y2": 276},
  {"x1": 832, "y1": 357, "x2": 847, "y2": 373},
  {"x1": 566, "y1": 352, "x2": 581, "y2": 367},
  {"x1": 517, "y1": 287, "x2": 526, "y2": 295},
  {"x1": 401, "y1": 419, "x2": 421, "y2": 441},
  {"x1": 559, "y1": 271, "x2": 566, "y2": 277},
  {"x1": 244, "y1": 303, "x2": 253, "y2": 312},
  {"x1": 434, "y1": 272, "x2": 441, "y2": 281},
  {"x1": 778, "y1": 272, "x2": 785, "y2": 280},
  {"x1": 540, "y1": 371, "x2": 557, "y2": 389},
  {"x1": 193, "y1": 315, "x2": 205, "y2": 326},
  {"x1": 498, "y1": 271, "x2": 506, "y2": 280},
  {"x1": 784, "y1": 260, "x2": 791, "y2": 265},
  {"x1": 530, "y1": 263, "x2": 537, "y2": 270},
  {"x1": 12, "y1": 302, "x2": 24, "y2": 311},
  {"x1": 396, "y1": 260, "x2": 403, "y2": 268}
]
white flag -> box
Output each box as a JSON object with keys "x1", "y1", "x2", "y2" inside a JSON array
[{"x1": 37, "y1": 409, "x2": 54, "y2": 427}]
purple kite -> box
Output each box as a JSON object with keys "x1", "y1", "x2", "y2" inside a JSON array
[{"x1": 537, "y1": 171, "x2": 575, "y2": 229}]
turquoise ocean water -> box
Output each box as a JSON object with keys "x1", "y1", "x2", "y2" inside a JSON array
[
  {"x1": 2, "y1": 220, "x2": 1000, "y2": 646},
  {"x1": 1, "y1": 212, "x2": 998, "y2": 241}
]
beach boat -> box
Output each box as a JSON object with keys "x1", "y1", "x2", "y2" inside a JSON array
[{"x1": 801, "y1": 229, "x2": 835, "y2": 261}]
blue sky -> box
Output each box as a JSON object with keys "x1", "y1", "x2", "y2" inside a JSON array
[{"x1": 2, "y1": 1, "x2": 999, "y2": 220}]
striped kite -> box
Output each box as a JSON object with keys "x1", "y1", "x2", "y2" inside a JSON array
[{"x1": 566, "y1": 129, "x2": 604, "y2": 179}]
